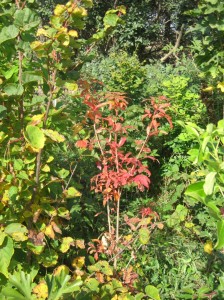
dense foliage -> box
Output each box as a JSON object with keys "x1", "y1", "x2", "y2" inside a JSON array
[{"x1": 0, "y1": 0, "x2": 224, "y2": 299}]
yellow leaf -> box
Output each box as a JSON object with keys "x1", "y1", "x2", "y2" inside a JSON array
[
  {"x1": 204, "y1": 240, "x2": 213, "y2": 254},
  {"x1": 43, "y1": 129, "x2": 65, "y2": 143},
  {"x1": 42, "y1": 164, "x2": 50, "y2": 172},
  {"x1": 72, "y1": 256, "x2": 85, "y2": 269},
  {"x1": 202, "y1": 86, "x2": 214, "y2": 92},
  {"x1": 36, "y1": 28, "x2": 49, "y2": 37},
  {"x1": 12, "y1": 232, "x2": 28, "y2": 242},
  {"x1": 46, "y1": 156, "x2": 54, "y2": 163},
  {"x1": 54, "y1": 4, "x2": 66, "y2": 16},
  {"x1": 44, "y1": 225, "x2": 55, "y2": 239},
  {"x1": 59, "y1": 237, "x2": 74, "y2": 253},
  {"x1": 68, "y1": 30, "x2": 78, "y2": 37},
  {"x1": 33, "y1": 281, "x2": 48, "y2": 299},
  {"x1": 124, "y1": 234, "x2": 132, "y2": 242},
  {"x1": 2, "y1": 190, "x2": 9, "y2": 205},
  {"x1": 53, "y1": 265, "x2": 70, "y2": 276},
  {"x1": 217, "y1": 82, "x2": 224, "y2": 92}
]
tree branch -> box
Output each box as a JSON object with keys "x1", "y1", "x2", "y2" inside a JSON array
[{"x1": 160, "y1": 24, "x2": 184, "y2": 63}]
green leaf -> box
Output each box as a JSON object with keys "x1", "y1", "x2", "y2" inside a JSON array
[
  {"x1": 14, "y1": 8, "x2": 40, "y2": 31},
  {"x1": 0, "y1": 25, "x2": 19, "y2": 44},
  {"x1": 5, "y1": 223, "x2": 28, "y2": 242},
  {"x1": 22, "y1": 71, "x2": 43, "y2": 84},
  {"x1": 185, "y1": 182, "x2": 206, "y2": 203},
  {"x1": 85, "y1": 278, "x2": 99, "y2": 292},
  {"x1": 37, "y1": 249, "x2": 58, "y2": 268},
  {"x1": 0, "y1": 232, "x2": 6, "y2": 246},
  {"x1": 215, "y1": 220, "x2": 224, "y2": 249},
  {"x1": 0, "y1": 236, "x2": 14, "y2": 278},
  {"x1": 145, "y1": 285, "x2": 161, "y2": 300},
  {"x1": 4, "y1": 84, "x2": 24, "y2": 96},
  {"x1": 0, "y1": 105, "x2": 7, "y2": 119},
  {"x1": 104, "y1": 13, "x2": 120, "y2": 27},
  {"x1": 139, "y1": 228, "x2": 150, "y2": 245},
  {"x1": 25, "y1": 125, "x2": 46, "y2": 150},
  {"x1": 1, "y1": 287, "x2": 27, "y2": 300},
  {"x1": 203, "y1": 172, "x2": 217, "y2": 195}
]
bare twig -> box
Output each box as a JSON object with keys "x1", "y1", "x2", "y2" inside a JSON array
[{"x1": 160, "y1": 24, "x2": 184, "y2": 63}]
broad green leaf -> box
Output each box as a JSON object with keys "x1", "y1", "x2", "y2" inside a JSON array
[
  {"x1": 139, "y1": 228, "x2": 150, "y2": 245},
  {"x1": 22, "y1": 71, "x2": 43, "y2": 84},
  {"x1": 0, "y1": 232, "x2": 6, "y2": 246},
  {"x1": 104, "y1": 13, "x2": 120, "y2": 27},
  {"x1": 185, "y1": 182, "x2": 206, "y2": 203},
  {"x1": 5, "y1": 223, "x2": 28, "y2": 242},
  {"x1": 25, "y1": 125, "x2": 46, "y2": 150},
  {"x1": 63, "y1": 187, "x2": 81, "y2": 198},
  {"x1": 85, "y1": 278, "x2": 99, "y2": 292},
  {"x1": 37, "y1": 249, "x2": 58, "y2": 268},
  {"x1": 203, "y1": 172, "x2": 217, "y2": 195},
  {"x1": 4, "y1": 84, "x2": 24, "y2": 96},
  {"x1": 0, "y1": 236, "x2": 14, "y2": 278},
  {"x1": 0, "y1": 105, "x2": 7, "y2": 119},
  {"x1": 57, "y1": 168, "x2": 69, "y2": 179},
  {"x1": 14, "y1": 8, "x2": 40, "y2": 31},
  {"x1": 43, "y1": 129, "x2": 65, "y2": 143},
  {"x1": 0, "y1": 25, "x2": 19, "y2": 44},
  {"x1": 1, "y1": 287, "x2": 27, "y2": 300},
  {"x1": 215, "y1": 220, "x2": 224, "y2": 249},
  {"x1": 145, "y1": 285, "x2": 161, "y2": 300},
  {"x1": 8, "y1": 186, "x2": 18, "y2": 202}
]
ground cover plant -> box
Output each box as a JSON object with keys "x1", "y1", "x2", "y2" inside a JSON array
[{"x1": 0, "y1": 0, "x2": 224, "y2": 299}]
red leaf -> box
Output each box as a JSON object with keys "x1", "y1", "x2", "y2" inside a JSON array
[
  {"x1": 133, "y1": 174, "x2": 150, "y2": 189},
  {"x1": 75, "y1": 140, "x2": 88, "y2": 148},
  {"x1": 118, "y1": 137, "x2": 126, "y2": 147}
]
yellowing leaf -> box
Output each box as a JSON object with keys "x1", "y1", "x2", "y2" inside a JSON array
[
  {"x1": 63, "y1": 187, "x2": 81, "y2": 198},
  {"x1": 217, "y1": 82, "x2": 224, "y2": 92},
  {"x1": 5, "y1": 223, "x2": 28, "y2": 242},
  {"x1": 53, "y1": 265, "x2": 70, "y2": 276},
  {"x1": 72, "y1": 256, "x2": 85, "y2": 269},
  {"x1": 72, "y1": 7, "x2": 87, "y2": 17},
  {"x1": 75, "y1": 239, "x2": 85, "y2": 249},
  {"x1": 42, "y1": 164, "x2": 50, "y2": 172},
  {"x1": 59, "y1": 237, "x2": 74, "y2": 253},
  {"x1": 202, "y1": 86, "x2": 214, "y2": 92},
  {"x1": 47, "y1": 156, "x2": 54, "y2": 163},
  {"x1": 25, "y1": 125, "x2": 46, "y2": 151},
  {"x1": 43, "y1": 129, "x2": 65, "y2": 143},
  {"x1": 68, "y1": 30, "x2": 78, "y2": 37},
  {"x1": 33, "y1": 281, "x2": 48, "y2": 299},
  {"x1": 124, "y1": 234, "x2": 132, "y2": 242},
  {"x1": 64, "y1": 82, "x2": 78, "y2": 91},
  {"x1": 44, "y1": 225, "x2": 55, "y2": 239},
  {"x1": 2, "y1": 190, "x2": 9, "y2": 205},
  {"x1": 54, "y1": 4, "x2": 66, "y2": 16},
  {"x1": 204, "y1": 240, "x2": 213, "y2": 254}
]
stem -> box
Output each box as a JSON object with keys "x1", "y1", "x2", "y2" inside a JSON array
[
  {"x1": 94, "y1": 123, "x2": 104, "y2": 156},
  {"x1": 107, "y1": 201, "x2": 112, "y2": 234}
]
